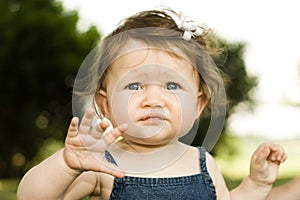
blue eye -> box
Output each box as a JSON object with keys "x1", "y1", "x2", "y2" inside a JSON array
[
  {"x1": 165, "y1": 82, "x2": 180, "y2": 90},
  {"x1": 126, "y1": 82, "x2": 141, "y2": 90}
]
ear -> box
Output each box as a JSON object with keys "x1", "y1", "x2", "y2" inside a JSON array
[
  {"x1": 95, "y1": 90, "x2": 111, "y2": 120},
  {"x1": 195, "y1": 91, "x2": 208, "y2": 120}
]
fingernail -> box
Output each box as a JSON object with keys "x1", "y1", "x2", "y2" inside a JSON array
[
  {"x1": 73, "y1": 117, "x2": 79, "y2": 124},
  {"x1": 278, "y1": 156, "x2": 282, "y2": 161}
]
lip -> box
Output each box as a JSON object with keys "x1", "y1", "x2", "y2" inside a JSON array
[
  {"x1": 138, "y1": 113, "x2": 167, "y2": 124},
  {"x1": 140, "y1": 114, "x2": 166, "y2": 121}
]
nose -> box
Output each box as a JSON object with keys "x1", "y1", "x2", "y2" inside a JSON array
[{"x1": 141, "y1": 84, "x2": 165, "y2": 108}]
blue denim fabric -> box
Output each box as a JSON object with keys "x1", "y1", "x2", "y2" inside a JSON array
[{"x1": 105, "y1": 146, "x2": 216, "y2": 200}]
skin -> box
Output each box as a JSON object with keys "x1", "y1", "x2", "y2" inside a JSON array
[
  {"x1": 17, "y1": 43, "x2": 287, "y2": 200},
  {"x1": 97, "y1": 46, "x2": 204, "y2": 152},
  {"x1": 267, "y1": 176, "x2": 300, "y2": 200}
]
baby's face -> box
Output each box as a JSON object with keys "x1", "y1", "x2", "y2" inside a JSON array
[{"x1": 99, "y1": 43, "x2": 206, "y2": 146}]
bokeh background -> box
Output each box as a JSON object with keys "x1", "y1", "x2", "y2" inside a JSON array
[{"x1": 1, "y1": 0, "x2": 299, "y2": 199}]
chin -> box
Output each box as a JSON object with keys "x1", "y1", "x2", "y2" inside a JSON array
[{"x1": 123, "y1": 131, "x2": 179, "y2": 146}]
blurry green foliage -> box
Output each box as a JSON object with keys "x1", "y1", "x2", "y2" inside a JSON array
[
  {"x1": 0, "y1": 0, "x2": 257, "y2": 179},
  {"x1": 25, "y1": 138, "x2": 64, "y2": 170},
  {"x1": 192, "y1": 40, "x2": 257, "y2": 155},
  {"x1": 0, "y1": 0, "x2": 100, "y2": 178}
]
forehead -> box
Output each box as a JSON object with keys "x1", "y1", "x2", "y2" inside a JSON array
[{"x1": 109, "y1": 41, "x2": 197, "y2": 79}]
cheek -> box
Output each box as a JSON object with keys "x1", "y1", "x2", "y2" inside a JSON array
[
  {"x1": 111, "y1": 92, "x2": 166, "y2": 138},
  {"x1": 110, "y1": 92, "x2": 133, "y2": 126},
  {"x1": 109, "y1": 90, "x2": 198, "y2": 138},
  {"x1": 174, "y1": 92, "x2": 198, "y2": 136},
  {"x1": 110, "y1": 92, "x2": 145, "y2": 131}
]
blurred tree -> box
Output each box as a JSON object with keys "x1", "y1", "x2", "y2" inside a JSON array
[
  {"x1": 189, "y1": 40, "x2": 257, "y2": 156},
  {"x1": 0, "y1": 0, "x2": 257, "y2": 179},
  {"x1": 0, "y1": 0, "x2": 100, "y2": 178}
]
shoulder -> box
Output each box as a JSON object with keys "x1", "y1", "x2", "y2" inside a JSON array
[
  {"x1": 203, "y1": 151, "x2": 222, "y2": 181},
  {"x1": 205, "y1": 151, "x2": 230, "y2": 200}
]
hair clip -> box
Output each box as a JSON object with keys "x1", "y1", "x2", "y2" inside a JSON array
[
  {"x1": 176, "y1": 16, "x2": 203, "y2": 41},
  {"x1": 160, "y1": 7, "x2": 203, "y2": 41},
  {"x1": 174, "y1": 15, "x2": 203, "y2": 41}
]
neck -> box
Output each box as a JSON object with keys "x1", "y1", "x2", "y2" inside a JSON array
[
  {"x1": 115, "y1": 137, "x2": 181, "y2": 153},
  {"x1": 108, "y1": 140, "x2": 189, "y2": 174}
]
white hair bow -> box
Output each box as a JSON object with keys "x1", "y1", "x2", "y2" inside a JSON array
[
  {"x1": 160, "y1": 7, "x2": 203, "y2": 41},
  {"x1": 175, "y1": 14, "x2": 203, "y2": 41}
]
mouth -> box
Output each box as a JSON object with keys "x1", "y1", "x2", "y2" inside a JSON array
[{"x1": 139, "y1": 113, "x2": 166, "y2": 124}]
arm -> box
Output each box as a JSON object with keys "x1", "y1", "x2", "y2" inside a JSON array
[
  {"x1": 207, "y1": 143, "x2": 287, "y2": 200},
  {"x1": 63, "y1": 171, "x2": 102, "y2": 200},
  {"x1": 17, "y1": 108, "x2": 127, "y2": 199},
  {"x1": 17, "y1": 149, "x2": 83, "y2": 200},
  {"x1": 206, "y1": 152, "x2": 231, "y2": 200},
  {"x1": 267, "y1": 176, "x2": 300, "y2": 200},
  {"x1": 230, "y1": 143, "x2": 287, "y2": 200}
]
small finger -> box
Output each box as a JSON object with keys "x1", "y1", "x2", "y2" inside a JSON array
[
  {"x1": 102, "y1": 124, "x2": 128, "y2": 147},
  {"x1": 90, "y1": 120, "x2": 112, "y2": 138},
  {"x1": 268, "y1": 144, "x2": 279, "y2": 152},
  {"x1": 269, "y1": 144, "x2": 286, "y2": 162},
  {"x1": 100, "y1": 121, "x2": 110, "y2": 131},
  {"x1": 96, "y1": 160, "x2": 125, "y2": 178},
  {"x1": 67, "y1": 117, "x2": 79, "y2": 137},
  {"x1": 90, "y1": 124, "x2": 103, "y2": 139},
  {"x1": 79, "y1": 108, "x2": 95, "y2": 134},
  {"x1": 93, "y1": 121, "x2": 108, "y2": 136},
  {"x1": 274, "y1": 151, "x2": 288, "y2": 163},
  {"x1": 106, "y1": 165, "x2": 125, "y2": 178}
]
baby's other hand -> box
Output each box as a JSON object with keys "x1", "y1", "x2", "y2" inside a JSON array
[
  {"x1": 249, "y1": 143, "x2": 287, "y2": 186},
  {"x1": 64, "y1": 108, "x2": 128, "y2": 178}
]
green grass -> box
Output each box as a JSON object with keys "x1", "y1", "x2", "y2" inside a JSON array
[{"x1": 0, "y1": 179, "x2": 18, "y2": 200}]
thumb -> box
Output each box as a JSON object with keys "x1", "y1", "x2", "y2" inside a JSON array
[{"x1": 252, "y1": 145, "x2": 270, "y2": 168}]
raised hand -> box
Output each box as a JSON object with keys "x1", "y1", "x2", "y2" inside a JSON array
[
  {"x1": 64, "y1": 107, "x2": 128, "y2": 178},
  {"x1": 249, "y1": 143, "x2": 287, "y2": 186}
]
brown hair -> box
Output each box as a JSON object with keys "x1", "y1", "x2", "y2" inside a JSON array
[{"x1": 74, "y1": 8, "x2": 226, "y2": 116}]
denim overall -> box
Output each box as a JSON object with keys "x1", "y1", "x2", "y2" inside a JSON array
[{"x1": 105, "y1": 146, "x2": 217, "y2": 200}]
